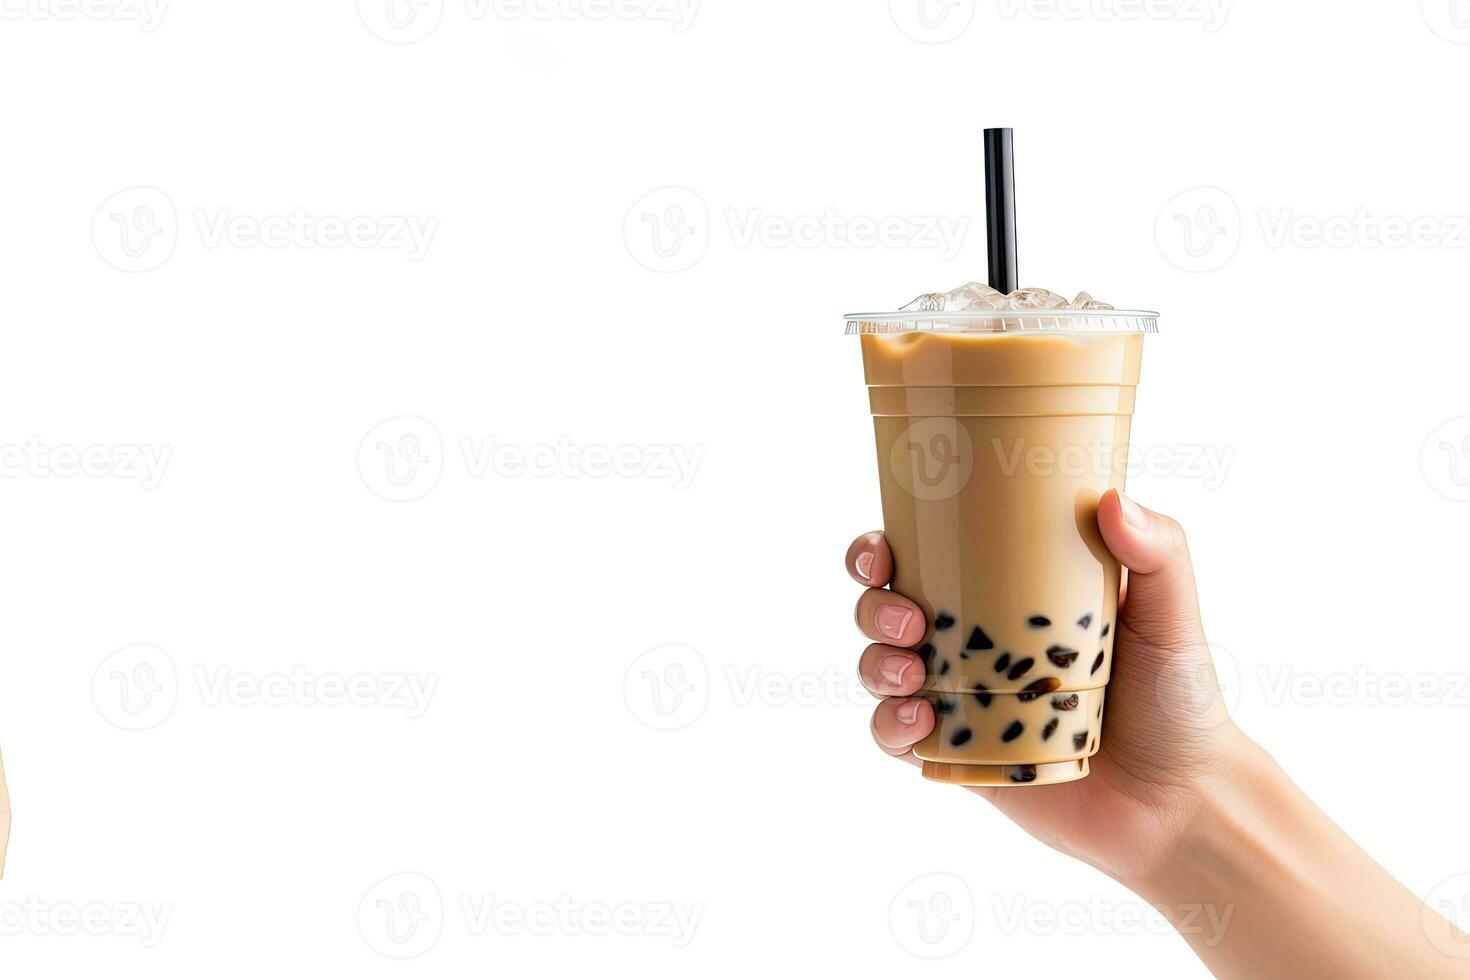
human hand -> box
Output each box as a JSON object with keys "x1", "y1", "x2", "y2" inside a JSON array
[{"x1": 846, "y1": 489, "x2": 1255, "y2": 885}]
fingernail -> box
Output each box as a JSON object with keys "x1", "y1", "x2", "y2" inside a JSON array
[
  {"x1": 854, "y1": 551, "x2": 875, "y2": 582},
  {"x1": 1118, "y1": 491, "x2": 1148, "y2": 529},
  {"x1": 896, "y1": 700, "x2": 922, "y2": 725},
  {"x1": 875, "y1": 605, "x2": 913, "y2": 640},
  {"x1": 879, "y1": 654, "x2": 912, "y2": 686}
]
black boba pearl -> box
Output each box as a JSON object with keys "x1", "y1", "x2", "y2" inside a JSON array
[
  {"x1": 994, "y1": 652, "x2": 1011, "y2": 673},
  {"x1": 973, "y1": 684, "x2": 992, "y2": 708},
  {"x1": 1010, "y1": 765, "x2": 1038, "y2": 783},
  {"x1": 1091, "y1": 651, "x2": 1106, "y2": 675},
  {"x1": 934, "y1": 612, "x2": 956, "y2": 631},
  {"x1": 1006, "y1": 657, "x2": 1035, "y2": 681},
  {"x1": 1046, "y1": 645, "x2": 1079, "y2": 668},
  {"x1": 967, "y1": 626, "x2": 994, "y2": 651},
  {"x1": 1073, "y1": 732, "x2": 1088, "y2": 751},
  {"x1": 1042, "y1": 718, "x2": 1059, "y2": 741},
  {"x1": 949, "y1": 728, "x2": 973, "y2": 747},
  {"x1": 936, "y1": 697, "x2": 956, "y2": 716},
  {"x1": 938, "y1": 659, "x2": 950, "y2": 677},
  {"x1": 1077, "y1": 613, "x2": 1093, "y2": 629},
  {"x1": 917, "y1": 643, "x2": 935, "y2": 663},
  {"x1": 1101, "y1": 623, "x2": 1111, "y2": 638},
  {"x1": 1028, "y1": 616, "x2": 1051, "y2": 628},
  {"x1": 1001, "y1": 721, "x2": 1024, "y2": 742}
]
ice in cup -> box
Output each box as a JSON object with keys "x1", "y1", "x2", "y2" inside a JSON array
[{"x1": 848, "y1": 284, "x2": 1156, "y2": 786}]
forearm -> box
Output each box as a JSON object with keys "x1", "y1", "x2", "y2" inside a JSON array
[{"x1": 1130, "y1": 736, "x2": 1468, "y2": 979}]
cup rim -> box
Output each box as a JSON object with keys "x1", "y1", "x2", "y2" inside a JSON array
[{"x1": 844, "y1": 310, "x2": 1160, "y2": 335}]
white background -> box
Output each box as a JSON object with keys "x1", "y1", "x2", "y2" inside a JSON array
[{"x1": 3, "y1": 1, "x2": 1470, "y2": 976}]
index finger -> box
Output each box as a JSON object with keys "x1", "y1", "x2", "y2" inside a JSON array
[{"x1": 845, "y1": 531, "x2": 893, "y2": 587}]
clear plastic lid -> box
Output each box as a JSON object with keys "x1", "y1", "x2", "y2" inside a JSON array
[{"x1": 844, "y1": 309, "x2": 1159, "y2": 335}]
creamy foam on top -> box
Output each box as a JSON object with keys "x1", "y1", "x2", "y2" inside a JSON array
[{"x1": 902, "y1": 283, "x2": 1113, "y2": 313}]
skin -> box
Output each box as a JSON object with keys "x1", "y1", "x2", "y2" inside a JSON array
[
  {"x1": 847, "y1": 489, "x2": 1470, "y2": 979},
  {"x1": 0, "y1": 747, "x2": 9, "y2": 878}
]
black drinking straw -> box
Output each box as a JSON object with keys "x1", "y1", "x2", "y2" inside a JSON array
[{"x1": 984, "y1": 128, "x2": 1018, "y2": 294}]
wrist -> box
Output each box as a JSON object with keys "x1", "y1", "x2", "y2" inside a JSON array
[{"x1": 1126, "y1": 727, "x2": 1282, "y2": 899}]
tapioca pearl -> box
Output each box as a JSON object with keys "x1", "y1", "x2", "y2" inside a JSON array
[
  {"x1": 1006, "y1": 657, "x2": 1035, "y2": 681},
  {"x1": 1041, "y1": 717, "x2": 1059, "y2": 741},
  {"x1": 1028, "y1": 615, "x2": 1051, "y2": 628},
  {"x1": 938, "y1": 659, "x2": 950, "y2": 677},
  {"x1": 936, "y1": 697, "x2": 957, "y2": 716},
  {"x1": 1101, "y1": 623, "x2": 1110, "y2": 638},
  {"x1": 959, "y1": 651, "x2": 969, "y2": 660},
  {"x1": 1077, "y1": 613, "x2": 1093, "y2": 629},
  {"x1": 949, "y1": 728, "x2": 973, "y2": 747},
  {"x1": 935, "y1": 612, "x2": 956, "y2": 631},
  {"x1": 1010, "y1": 765, "x2": 1037, "y2": 783},
  {"x1": 1022, "y1": 677, "x2": 1061, "y2": 696},
  {"x1": 967, "y1": 626, "x2": 994, "y2": 651},
  {"x1": 1046, "y1": 645, "x2": 1079, "y2": 668},
  {"x1": 1091, "y1": 651, "x2": 1105, "y2": 675},
  {"x1": 1072, "y1": 732, "x2": 1088, "y2": 751},
  {"x1": 1001, "y1": 721, "x2": 1024, "y2": 742},
  {"x1": 993, "y1": 652, "x2": 1011, "y2": 673},
  {"x1": 1051, "y1": 693, "x2": 1080, "y2": 711},
  {"x1": 973, "y1": 685, "x2": 992, "y2": 708},
  {"x1": 917, "y1": 643, "x2": 935, "y2": 663}
]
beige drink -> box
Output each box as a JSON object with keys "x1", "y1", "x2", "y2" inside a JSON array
[{"x1": 853, "y1": 306, "x2": 1152, "y2": 786}]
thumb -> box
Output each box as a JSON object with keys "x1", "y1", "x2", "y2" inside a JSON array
[{"x1": 1097, "y1": 490, "x2": 1206, "y2": 654}]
